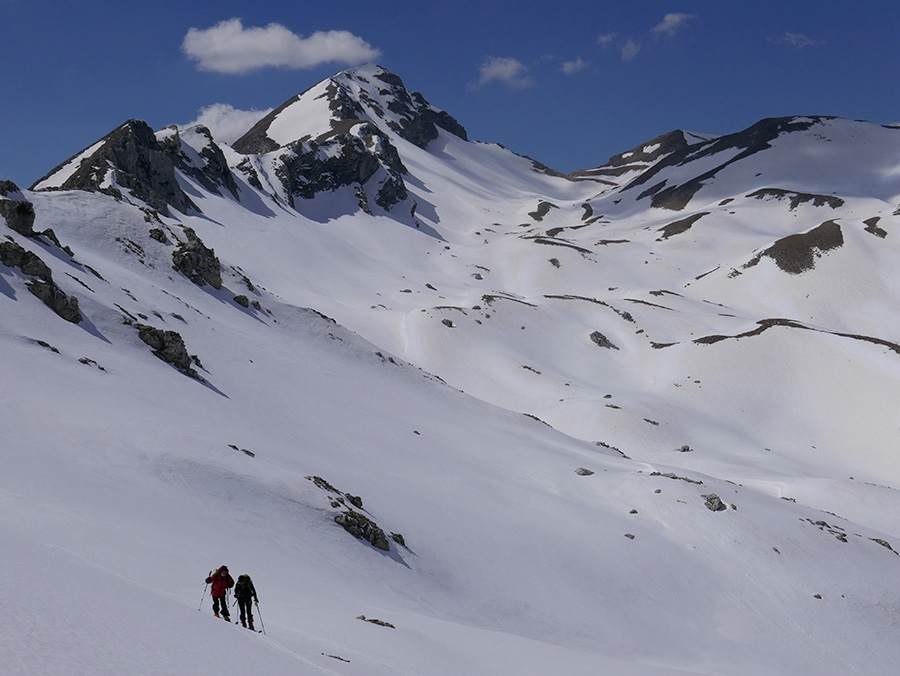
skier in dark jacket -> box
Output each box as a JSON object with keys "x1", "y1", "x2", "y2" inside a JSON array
[
  {"x1": 205, "y1": 565, "x2": 234, "y2": 621},
  {"x1": 233, "y1": 573, "x2": 259, "y2": 630}
]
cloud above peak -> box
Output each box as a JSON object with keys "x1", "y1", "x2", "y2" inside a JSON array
[
  {"x1": 779, "y1": 32, "x2": 824, "y2": 48},
  {"x1": 474, "y1": 56, "x2": 533, "y2": 89},
  {"x1": 621, "y1": 39, "x2": 641, "y2": 62},
  {"x1": 181, "y1": 103, "x2": 273, "y2": 145},
  {"x1": 182, "y1": 18, "x2": 381, "y2": 74},
  {"x1": 651, "y1": 13, "x2": 696, "y2": 37}
]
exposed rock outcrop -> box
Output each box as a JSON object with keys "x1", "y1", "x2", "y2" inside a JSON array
[
  {"x1": 705, "y1": 494, "x2": 726, "y2": 512},
  {"x1": 0, "y1": 240, "x2": 52, "y2": 280},
  {"x1": 136, "y1": 324, "x2": 198, "y2": 377},
  {"x1": 172, "y1": 227, "x2": 222, "y2": 289},
  {"x1": 334, "y1": 509, "x2": 390, "y2": 551},
  {"x1": 232, "y1": 65, "x2": 467, "y2": 213},
  {"x1": 273, "y1": 123, "x2": 408, "y2": 211},
  {"x1": 32, "y1": 119, "x2": 195, "y2": 216},
  {"x1": 1, "y1": 239, "x2": 81, "y2": 323},
  {"x1": 26, "y1": 279, "x2": 82, "y2": 323},
  {"x1": 590, "y1": 331, "x2": 619, "y2": 350},
  {"x1": 0, "y1": 198, "x2": 37, "y2": 236},
  {"x1": 620, "y1": 117, "x2": 822, "y2": 211},
  {"x1": 157, "y1": 125, "x2": 240, "y2": 200}
]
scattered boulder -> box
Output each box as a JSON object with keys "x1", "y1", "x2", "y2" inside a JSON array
[
  {"x1": 575, "y1": 467, "x2": 595, "y2": 476},
  {"x1": 0, "y1": 199, "x2": 37, "y2": 236},
  {"x1": 334, "y1": 509, "x2": 390, "y2": 551},
  {"x1": 870, "y1": 538, "x2": 897, "y2": 554},
  {"x1": 704, "y1": 494, "x2": 726, "y2": 512},
  {"x1": 26, "y1": 279, "x2": 82, "y2": 323},
  {"x1": 590, "y1": 331, "x2": 619, "y2": 350},
  {"x1": 172, "y1": 227, "x2": 221, "y2": 289},
  {"x1": 0, "y1": 241, "x2": 52, "y2": 281},
  {"x1": 308, "y1": 475, "x2": 340, "y2": 494},
  {"x1": 356, "y1": 615, "x2": 395, "y2": 628},
  {"x1": 135, "y1": 323, "x2": 198, "y2": 377},
  {"x1": 306, "y1": 475, "x2": 396, "y2": 551}
]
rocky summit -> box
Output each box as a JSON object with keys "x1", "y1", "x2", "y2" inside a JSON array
[{"x1": 4, "y1": 64, "x2": 900, "y2": 675}]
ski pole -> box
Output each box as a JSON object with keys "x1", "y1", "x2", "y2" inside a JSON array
[
  {"x1": 198, "y1": 581, "x2": 209, "y2": 611},
  {"x1": 255, "y1": 600, "x2": 266, "y2": 635}
]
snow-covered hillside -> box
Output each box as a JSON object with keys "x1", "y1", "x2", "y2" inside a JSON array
[{"x1": 3, "y1": 65, "x2": 900, "y2": 674}]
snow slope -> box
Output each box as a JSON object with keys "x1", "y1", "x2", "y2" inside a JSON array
[{"x1": 3, "y1": 66, "x2": 900, "y2": 674}]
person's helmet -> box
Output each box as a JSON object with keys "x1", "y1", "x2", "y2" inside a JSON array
[{"x1": 220, "y1": 565, "x2": 228, "y2": 571}]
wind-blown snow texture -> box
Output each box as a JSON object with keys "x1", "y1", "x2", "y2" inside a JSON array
[{"x1": 3, "y1": 65, "x2": 900, "y2": 675}]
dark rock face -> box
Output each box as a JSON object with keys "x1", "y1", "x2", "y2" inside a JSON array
[
  {"x1": 1, "y1": 239, "x2": 81, "y2": 322},
  {"x1": 274, "y1": 124, "x2": 408, "y2": 211},
  {"x1": 231, "y1": 66, "x2": 467, "y2": 213},
  {"x1": 0, "y1": 241, "x2": 53, "y2": 281},
  {"x1": 172, "y1": 227, "x2": 222, "y2": 289},
  {"x1": 620, "y1": 117, "x2": 823, "y2": 210},
  {"x1": 0, "y1": 181, "x2": 20, "y2": 197},
  {"x1": 0, "y1": 199, "x2": 37, "y2": 236},
  {"x1": 32, "y1": 119, "x2": 195, "y2": 216},
  {"x1": 233, "y1": 66, "x2": 467, "y2": 155},
  {"x1": 368, "y1": 70, "x2": 468, "y2": 148},
  {"x1": 136, "y1": 324, "x2": 198, "y2": 376},
  {"x1": 26, "y1": 279, "x2": 82, "y2": 323},
  {"x1": 157, "y1": 125, "x2": 240, "y2": 200}
]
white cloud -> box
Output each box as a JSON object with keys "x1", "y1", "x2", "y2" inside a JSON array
[
  {"x1": 182, "y1": 104, "x2": 274, "y2": 145},
  {"x1": 621, "y1": 39, "x2": 641, "y2": 62},
  {"x1": 182, "y1": 18, "x2": 381, "y2": 74},
  {"x1": 651, "y1": 13, "x2": 696, "y2": 37},
  {"x1": 561, "y1": 58, "x2": 588, "y2": 74},
  {"x1": 597, "y1": 32, "x2": 617, "y2": 47},
  {"x1": 779, "y1": 32, "x2": 824, "y2": 48},
  {"x1": 475, "y1": 56, "x2": 533, "y2": 89}
]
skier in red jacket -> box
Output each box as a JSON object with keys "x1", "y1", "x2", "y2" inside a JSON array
[{"x1": 205, "y1": 565, "x2": 235, "y2": 621}]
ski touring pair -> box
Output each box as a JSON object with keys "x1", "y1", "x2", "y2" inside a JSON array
[{"x1": 201, "y1": 565, "x2": 263, "y2": 633}]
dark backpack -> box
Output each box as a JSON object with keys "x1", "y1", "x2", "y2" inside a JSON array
[{"x1": 235, "y1": 575, "x2": 253, "y2": 599}]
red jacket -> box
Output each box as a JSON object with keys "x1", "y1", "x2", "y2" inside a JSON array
[{"x1": 206, "y1": 568, "x2": 234, "y2": 597}]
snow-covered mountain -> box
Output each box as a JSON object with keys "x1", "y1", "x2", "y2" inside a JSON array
[{"x1": 5, "y1": 64, "x2": 900, "y2": 675}]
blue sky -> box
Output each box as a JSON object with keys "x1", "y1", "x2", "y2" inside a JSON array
[{"x1": 2, "y1": 0, "x2": 899, "y2": 188}]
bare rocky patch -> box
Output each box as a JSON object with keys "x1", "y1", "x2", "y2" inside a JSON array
[
  {"x1": 657, "y1": 212, "x2": 709, "y2": 240},
  {"x1": 744, "y1": 220, "x2": 844, "y2": 274},
  {"x1": 747, "y1": 188, "x2": 845, "y2": 211}
]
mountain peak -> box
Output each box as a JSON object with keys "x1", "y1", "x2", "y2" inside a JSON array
[
  {"x1": 32, "y1": 119, "x2": 195, "y2": 215},
  {"x1": 232, "y1": 64, "x2": 466, "y2": 155}
]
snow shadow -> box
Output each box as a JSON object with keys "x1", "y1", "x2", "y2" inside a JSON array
[{"x1": 0, "y1": 270, "x2": 16, "y2": 299}]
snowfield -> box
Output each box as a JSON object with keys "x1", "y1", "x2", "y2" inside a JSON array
[{"x1": 2, "y1": 65, "x2": 900, "y2": 674}]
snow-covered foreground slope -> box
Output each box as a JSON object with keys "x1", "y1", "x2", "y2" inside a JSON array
[
  {"x1": 4, "y1": 66, "x2": 900, "y2": 674},
  {"x1": 3, "y1": 208, "x2": 899, "y2": 675}
]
